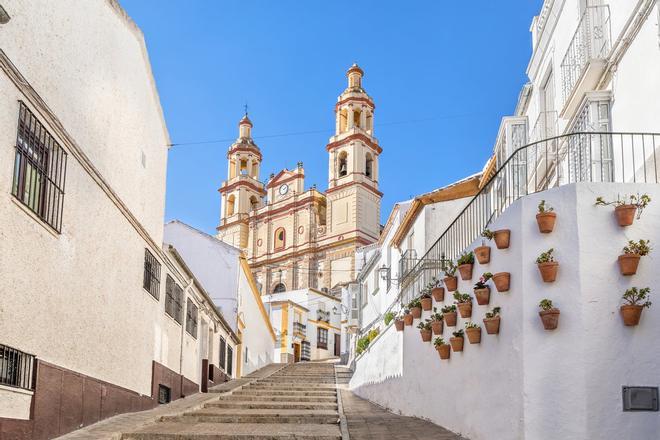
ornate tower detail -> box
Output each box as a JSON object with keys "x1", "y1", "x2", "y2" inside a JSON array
[{"x1": 217, "y1": 113, "x2": 266, "y2": 248}]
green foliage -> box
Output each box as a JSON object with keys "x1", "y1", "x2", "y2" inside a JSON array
[
  {"x1": 484, "y1": 306, "x2": 501, "y2": 319},
  {"x1": 442, "y1": 260, "x2": 457, "y2": 277},
  {"x1": 538, "y1": 299, "x2": 554, "y2": 311},
  {"x1": 457, "y1": 251, "x2": 475, "y2": 266},
  {"x1": 474, "y1": 272, "x2": 493, "y2": 289},
  {"x1": 622, "y1": 239, "x2": 651, "y2": 256},
  {"x1": 481, "y1": 229, "x2": 496, "y2": 240},
  {"x1": 417, "y1": 319, "x2": 432, "y2": 331},
  {"x1": 464, "y1": 321, "x2": 479, "y2": 329},
  {"x1": 441, "y1": 304, "x2": 457, "y2": 313},
  {"x1": 433, "y1": 337, "x2": 447, "y2": 347},
  {"x1": 536, "y1": 248, "x2": 555, "y2": 264},
  {"x1": 595, "y1": 193, "x2": 652, "y2": 219},
  {"x1": 356, "y1": 328, "x2": 381, "y2": 355},
  {"x1": 430, "y1": 307, "x2": 443, "y2": 322},
  {"x1": 453, "y1": 291, "x2": 472, "y2": 304},
  {"x1": 538, "y1": 199, "x2": 554, "y2": 213},
  {"x1": 452, "y1": 329, "x2": 464, "y2": 338},
  {"x1": 421, "y1": 277, "x2": 441, "y2": 296},
  {"x1": 408, "y1": 298, "x2": 422, "y2": 309},
  {"x1": 622, "y1": 287, "x2": 652, "y2": 308},
  {"x1": 384, "y1": 311, "x2": 395, "y2": 326}
]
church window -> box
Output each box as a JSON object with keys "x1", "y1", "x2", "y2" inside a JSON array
[
  {"x1": 339, "y1": 109, "x2": 348, "y2": 133},
  {"x1": 338, "y1": 151, "x2": 348, "y2": 177},
  {"x1": 250, "y1": 196, "x2": 259, "y2": 211},
  {"x1": 273, "y1": 283, "x2": 286, "y2": 293},
  {"x1": 251, "y1": 162, "x2": 259, "y2": 178},
  {"x1": 274, "y1": 227, "x2": 286, "y2": 250},
  {"x1": 227, "y1": 195, "x2": 236, "y2": 216},
  {"x1": 365, "y1": 153, "x2": 373, "y2": 179},
  {"x1": 366, "y1": 113, "x2": 373, "y2": 133},
  {"x1": 353, "y1": 109, "x2": 361, "y2": 129},
  {"x1": 240, "y1": 159, "x2": 248, "y2": 175}
]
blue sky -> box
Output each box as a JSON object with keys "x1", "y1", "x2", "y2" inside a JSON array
[{"x1": 121, "y1": 1, "x2": 543, "y2": 234}]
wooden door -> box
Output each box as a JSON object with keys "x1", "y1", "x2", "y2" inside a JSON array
[
  {"x1": 293, "y1": 343, "x2": 301, "y2": 362},
  {"x1": 334, "y1": 334, "x2": 341, "y2": 357}
]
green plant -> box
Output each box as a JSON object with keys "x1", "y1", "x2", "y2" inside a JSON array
[
  {"x1": 536, "y1": 248, "x2": 555, "y2": 264},
  {"x1": 457, "y1": 251, "x2": 475, "y2": 266},
  {"x1": 481, "y1": 229, "x2": 496, "y2": 240},
  {"x1": 420, "y1": 289, "x2": 432, "y2": 299},
  {"x1": 356, "y1": 328, "x2": 381, "y2": 355},
  {"x1": 538, "y1": 200, "x2": 554, "y2": 213},
  {"x1": 433, "y1": 337, "x2": 447, "y2": 347},
  {"x1": 441, "y1": 304, "x2": 457, "y2": 313},
  {"x1": 622, "y1": 239, "x2": 651, "y2": 256},
  {"x1": 453, "y1": 291, "x2": 472, "y2": 304},
  {"x1": 417, "y1": 320, "x2": 433, "y2": 331},
  {"x1": 539, "y1": 299, "x2": 554, "y2": 311},
  {"x1": 464, "y1": 321, "x2": 479, "y2": 329},
  {"x1": 474, "y1": 272, "x2": 493, "y2": 289},
  {"x1": 430, "y1": 307, "x2": 443, "y2": 321},
  {"x1": 452, "y1": 329, "x2": 464, "y2": 338},
  {"x1": 409, "y1": 298, "x2": 422, "y2": 309},
  {"x1": 484, "y1": 306, "x2": 501, "y2": 319},
  {"x1": 384, "y1": 311, "x2": 395, "y2": 326},
  {"x1": 443, "y1": 260, "x2": 457, "y2": 277},
  {"x1": 596, "y1": 194, "x2": 652, "y2": 219},
  {"x1": 621, "y1": 287, "x2": 652, "y2": 308}
]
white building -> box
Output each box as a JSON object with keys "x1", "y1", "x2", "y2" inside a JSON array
[{"x1": 349, "y1": 1, "x2": 660, "y2": 440}]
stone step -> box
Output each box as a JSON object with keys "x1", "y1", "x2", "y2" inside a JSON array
[
  {"x1": 122, "y1": 422, "x2": 341, "y2": 439},
  {"x1": 165, "y1": 409, "x2": 339, "y2": 425},
  {"x1": 259, "y1": 378, "x2": 336, "y2": 384},
  {"x1": 205, "y1": 401, "x2": 338, "y2": 411},
  {"x1": 232, "y1": 390, "x2": 336, "y2": 397},
  {"x1": 248, "y1": 384, "x2": 336, "y2": 390},
  {"x1": 217, "y1": 395, "x2": 337, "y2": 403}
]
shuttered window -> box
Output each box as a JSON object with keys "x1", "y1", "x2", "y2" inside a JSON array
[
  {"x1": 143, "y1": 249, "x2": 161, "y2": 299},
  {"x1": 186, "y1": 299, "x2": 198, "y2": 338},
  {"x1": 219, "y1": 337, "x2": 227, "y2": 371},
  {"x1": 165, "y1": 275, "x2": 183, "y2": 323}
]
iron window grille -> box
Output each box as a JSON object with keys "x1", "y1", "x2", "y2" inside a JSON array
[
  {"x1": 317, "y1": 328, "x2": 328, "y2": 350},
  {"x1": 12, "y1": 102, "x2": 67, "y2": 232},
  {"x1": 143, "y1": 249, "x2": 161, "y2": 299},
  {"x1": 165, "y1": 275, "x2": 183, "y2": 323},
  {"x1": 0, "y1": 343, "x2": 36, "y2": 391},
  {"x1": 219, "y1": 337, "x2": 226, "y2": 371},
  {"x1": 226, "y1": 346, "x2": 233, "y2": 376},
  {"x1": 186, "y1": 299, "x2": 198, "y2": 338}
]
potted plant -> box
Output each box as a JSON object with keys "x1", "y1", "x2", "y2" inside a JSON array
[
  {"x1": 536, "y1": 200, "x2": 557, "y2": 233},
  {"x1": 417, "y1": 320, "x2": 433, "y2": 342},
  {"x1": 449, "y1": 329, "x2": 465, "y2": 352},
  {"x1": 409, "y1": 298, "x2": 422, "y2": 319},
  {"x1": 420, "y1": 289, "x2": 433, "y2": 311},
  {"x1": 441, "y1": 304, "x2": 458, "y2": 327},
  {"x1": 457, "y1": 251, "x2": 475, "y2": 280},
  {"x1": 443, "y1": 261, "x2": 458, "y2": 291},
  {"x1": 618, "y1": 240, "x2": 651, "y2": 276},
  {"x1": 394, "y1": 313, "x2": 405, "y2": 332},
  {"x1": 403, "y1": 305, "x2": 413, "y2": 326},
  {"x1": 434, "y1": 337, "x2": 451, "y2": 360},
  {"x1": 430, "y1": 307, "x2": 444, "y2": 335},
  {"x1": 483, "y1": 307, "x2": 501, "y2": 334},
  {"x1": 536, "y1": 248, "x2": 558, "y2": 282},
  {"x1": 484, "y1": 228, "x2": 511, "y2": 250},
  {"x1": 464, "y1": 322, "x2": 482, "y2": 344},
  {"x1": 595, "y1": 194, "x2": 651, "y2": 227},
  {"x1": 429, "y1": 277, "x2": 445, "y2": 302},
  {"x1": 475, "y1": 230, "x2": 492, "y2": 264},
  {"x1": 620, "y1": 287, "x2": 652, "y2": 326},
  {"x1": 474, "y1": 272, "x2": 492, "y2": 305},
  {"x1": 384, "y1": 311, "x2": 395, "y2": 326},
  {"x1": 453, "y1": 291, "x2": 473, "y2": 318},
  {"x1": 492, "y1": 272, "x2": 510, "y2": 292},
  {"x1": 539, "y1": 299, "x2": 560, "y2": 330}
]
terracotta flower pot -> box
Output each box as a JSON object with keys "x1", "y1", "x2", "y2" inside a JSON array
[
  {"x1": 492, "y1": 272, "x2": 510, "y2": 292},
  {"x1": 431, "y1": 320, "x2": 443, "y2": 335},
  {"x1": 483, "y1": 316, "x2": 501, "y2": 334},
  {"x1": 474, "y1": 246, "x2": 491, "y2": 264},
  {"x1": 449, "y1": 337, "x2": 464, "y2": 352},
  {"x1": 465, "y1": 327, "x2": 482, "y2": 344},
  {"x1": 494, "y1": 229, "x2": 510, "y2": 249},
  {"x1": 618, "y1": 254, "x2": 641, "y2": 276},
  {"x1": 615, "y1": 204, "x2": 637, "y2": 227},
  {"x1": 444, "y1": 276, "x2": 458, "y2": 292},
  {"x1": 431, "y1": 287, "x2": 445, "y2": 302},
  {"x1": 536, "y1": 212, "x2": 557, "y2": 233},
  {"x1": 443, "y1": 311, "x2": 457, "y2": 327},
  {"x1": 420, "y1": 329, "x2": 432, "y2": 342},
  {"x1": 403, "y1": 314, "x2": 413, "y2": 326},
  {"x1": 458, "y1": 263, "x2": 474, "y2": 281},
  {"x1": 457, "y1": 302, "x2": 472, "y2": 318},
  {"x1": 474, "y1": 287, "x2": 490, "y2": 305},
  {"x1": 395, "y1": 320, "x2": 404, "y2": 332},
  {"x1": 420, "y1": 297, "x2": 433, "y2": 311},
  {"x1": 539, "y1": 309, "x2": 560, "y2": 330},
  {"x1": 411, "y1": 306, "x2": 422, "y2": 319},
  {"x1": 620, "y1": 305, "x2": 644, "y2": 326},
  {"x1": 537, "y1": 262, "x2": 559, "y2": 282},
  {"x1": 436, "y1": 344, "x2": 450, "y2": 360}
]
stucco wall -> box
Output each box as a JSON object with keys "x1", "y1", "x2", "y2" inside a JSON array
[
  {"x1": 0, "y1": 386, "x2": 32, "y2": 420},
  {"x1": 351, "y1": 183, "x2": 660, "y2": 440}
]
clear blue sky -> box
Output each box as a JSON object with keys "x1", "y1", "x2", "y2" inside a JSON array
[{"x1": 121, "y1": 1, "x2": 543, "y2": 234}]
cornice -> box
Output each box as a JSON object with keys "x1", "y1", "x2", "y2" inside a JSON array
[{"x1": 326, "y1": 132, "x2": 382, "y2": 154}]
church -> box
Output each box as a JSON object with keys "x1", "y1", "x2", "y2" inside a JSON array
[{"x1": 217, "y1": 64, "x2": 382, "y2": 297}]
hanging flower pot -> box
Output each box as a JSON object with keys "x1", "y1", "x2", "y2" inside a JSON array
[
  {"x1": 411, "y1": 306, "x2": 422, "y2": 319},
  {"x1": 494, "y1": 229, "x2": 510, "y2": 249},
  {"x1": 432, "y1": 287, "x2": 445, "y2": 302},
  {"x1": 620, "y1": 305, "x2": 644, "y2": 326},
  {"x1": 457, "y1": 302, "x2": 472, "y2": 318},
  {"x1": 618, "y1": 240, "x2": 651, "y2": 276},
  {"x1": 420, "y1": 296, "x2": 433, "y2": 311},
  {"x1": 403, "y1": 313, "x2": 413, "y2": 326},
  {"x1": 457, "y1": 252, "x2": 475, "y2": 280},
  {"x1": 465, "y1": 324, "x2": 481, "y2": 344},
  {"x1": 394, "y1": 319, "x2": 405, "y2": 332},
  {"x1": 474, "y1": 245, "x2": 491, "y2": 264},
  {"x1": 441, "y1": 305, "x2": 457, "y2": 326},
  {"x1": 431, "y1": 319, "x2": 443, "y2": 335},
  {"x1": 419, "y1": 328, "x2": 432, "y2": 342},
  {"x1": 538, "y1": 299, "x2": 560, "y2": 330},
  {"x1": 536, "y1": 249, "x2": 558, "y2": 282},
  {"x1": 443, "y1": 276, "x2": 458, "y2": 292},
  {"x1": 434, "y1": 339, "x2": 451, "y2": 360},
  {"x1": 614, "y1": 205, "x2": 637, "y2": 226},
  {"x1": 595, "y1": 194, "x2": 651, "y2": 227},
  {"x1": 619, "y1": 287, "x2": 652, "y2": 326},
  {"x1": 492, "y1": 272, "x2": 510, "y2": 292},
  {"x1": 450, "y1": 331, "x2": 464, "y2": 352},
  {"x1": 474, "y1": 287, "x2": 490, "y2": 305},
  {"x1": 483, "y1": 311, "x2": 501, "y2": 335},
  {"x1": 536, "y1": 200, "x2": 556, "y2": 233}
]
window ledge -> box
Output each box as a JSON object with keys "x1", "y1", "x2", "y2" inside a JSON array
[
  {"x1": 0, "y1": 383, "x2": 34, "y2": 396},
  {"x1": 11, "y1": 196, "x2": 59, "y2": 238}
]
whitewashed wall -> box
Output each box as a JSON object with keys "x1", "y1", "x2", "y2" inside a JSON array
[{"x1": 351, "y1": 183, "x2": 660, "y2": 440}]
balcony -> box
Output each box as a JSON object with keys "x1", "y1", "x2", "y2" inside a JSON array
[
  {"x1": 560, "y1": 5, "x2": 611, "y2": 116},
  {"x1": 398, "y1": 249, "x2": 418, "y2": 283},
  {"x1": 0, "y1": 343, "x2": 36, "y2": 391},
  {"x1": 293, "y1": 321, "x2": 306, "y2": 337},
  {"x1": 317, "y1": 310, "x2": 330, "y2": 323}
]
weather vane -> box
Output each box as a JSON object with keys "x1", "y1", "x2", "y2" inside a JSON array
[{"x1": 244, "y1": 102, "x2": 248, "y2": 116}]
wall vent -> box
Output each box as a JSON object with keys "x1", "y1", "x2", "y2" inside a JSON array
[
  {"x1": 622, "y1": 386, "x2": 659, "y2": 411},
  {"x1": 158, "y1": 384, "x2": 171, "y2": 404}
]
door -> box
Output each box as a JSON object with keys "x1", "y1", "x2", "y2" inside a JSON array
[
  {"x1": 293, "y1": 343, "x2": 301, "y2": 362},
  {"x1": 334, "y1": 334, "x2": 341, "y2": 357}
]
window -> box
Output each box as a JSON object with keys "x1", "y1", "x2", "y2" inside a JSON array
[
  {"x1": 274, "y1": 227, "x2": 286, "y2": 250},
  {"x1": 250, "y1": 196, "x2": 259, "y2": 211},
  {"x1": 240, "y1": 159, "x2": 248, "y2": 175},
  {"x1": 143, "y1": 249, "x2": 161, "y2": 299},
  {"x1": 219, "y1": 337, "x2": 226, "y2": 371},
  {"x1": 226, "y1": 194, "x2": 236, "y2": 216},
  {"x1": 0, "y1": 344, "x2": 36, "y2": 390},
  {"x1": 12, "y1": 103, "x2": 68, "y2": 232},
  {"x1": 361, "y1": 281, "x2": 369, "y2": 308},
  {"x1": 338, "y1": 151, "x2": 348, "y2": 177},
  {"x1": 317, "y1": 328, "x2": 328, "y2": 350},
  {"x1": 186, "y1": 299, "x2": 198, "y2": 338},
  {"x1": 227, "y1": 346, "x2": 233, "y2": 376},
  {"x1": 273, "y1": 283, "x2": 286, "y2": 293},
  {"x1": 365, "y1": 153, "x2": 373, "y2": 178},
  {"x1": 244, "y1": 346, "x2": 248, "y2": 363},
  {"x1": 165, "y1": 275, "x2": 183, "y2": 323}
]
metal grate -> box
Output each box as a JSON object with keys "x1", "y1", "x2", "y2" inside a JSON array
[
  {"x1": 143, "y1": 249, "x2": 161, "y2": 299},
  {"x1": 219, "y1": 337, "x2": 227, "y2": 371},
  {"x1": 301, "y1": 341, "x2": 311, "y2": 361},
  {"x1": 158, "y1": 384, "x2": 171, "y2": 404},
  {"x1": 0, "y1": 343, "x2": 36, "y2": 391},
  {"x1": 165, "y1": 275, "x2": 183, "y2": 323},
  {"x1": 317, "y1": 328, "x2": 328, "y2": 350},
  {"x1": 227, "y1": 346, "x2": 233, "y2": 376},
  {"x1": 12, "y1": 102, "x2": 68, "y2": 232},
  {"x1": 186, "y1": 299, "x2": 198, "y2": 338}
]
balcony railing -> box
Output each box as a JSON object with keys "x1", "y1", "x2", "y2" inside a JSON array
[
  {"x1": 317, "y1": 310, "x2": 330, "y2": 323},
  {"x1": 0, "y1": 343, "x2": 36, "y2": 391},
  {"x1": 398, "y1": 132, "x2": 660, "y2": 305},
  {"x1": 293, "y1": 321, "x2": 306, "y2": 336},
  {"x1": 561, "y1": 5, "x2": 611, "y2": 103},
  {"x1": 398, "y1": 249, "x2": 418, "y2": 282}
]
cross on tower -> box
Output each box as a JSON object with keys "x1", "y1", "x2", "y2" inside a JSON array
[{"x1": 244, "y1": 102, "x2": 248, "y2": 116}]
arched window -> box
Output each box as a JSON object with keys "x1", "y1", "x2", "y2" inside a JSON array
[
  {"x1": 365, "y1": 153, "x2": 373, "y2": 179},
  {"x1": 226, "y1": 195, "x2": 236, "y2": 216},
  {"x1": 274, "y1": 227, "x2": 286, "y2": 250},
  {"x1": 273, "y1": 283, "x2": 286, "y2": 293},
  {"x1": 250, "y1": 196, "x2": 259, "y2": 211},
  {"x1": 240, "y1": 159, "x2": 248, "y2": 175},
  {"x1": 251, "y1": 162, "x2": 259, "y2": 178},
  {"x1": 353, "y1": 109, "x2": 361, "y2": 129},
  {"x1": 338, "y1": 151, "x2": 348, "y2": 177},
  {"x1": 339, "y1": 109, "x2": 348, "y2": 133}
]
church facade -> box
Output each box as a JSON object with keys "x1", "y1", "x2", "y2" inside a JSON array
[{"x1": 217, "y1": 64, "x2": 382, "y2": 296}]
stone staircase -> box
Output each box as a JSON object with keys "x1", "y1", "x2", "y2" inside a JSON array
[{"x1": 122, "y1": 362, "x2": 342, "y2": 439}]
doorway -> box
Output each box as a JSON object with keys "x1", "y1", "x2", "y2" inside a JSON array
[
  {"x1": 334, "y1": 334, "x2": 341, "y2": 357},
  {"x1": 293, "y1": 343, "x2": 301, "y2": 362}
]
